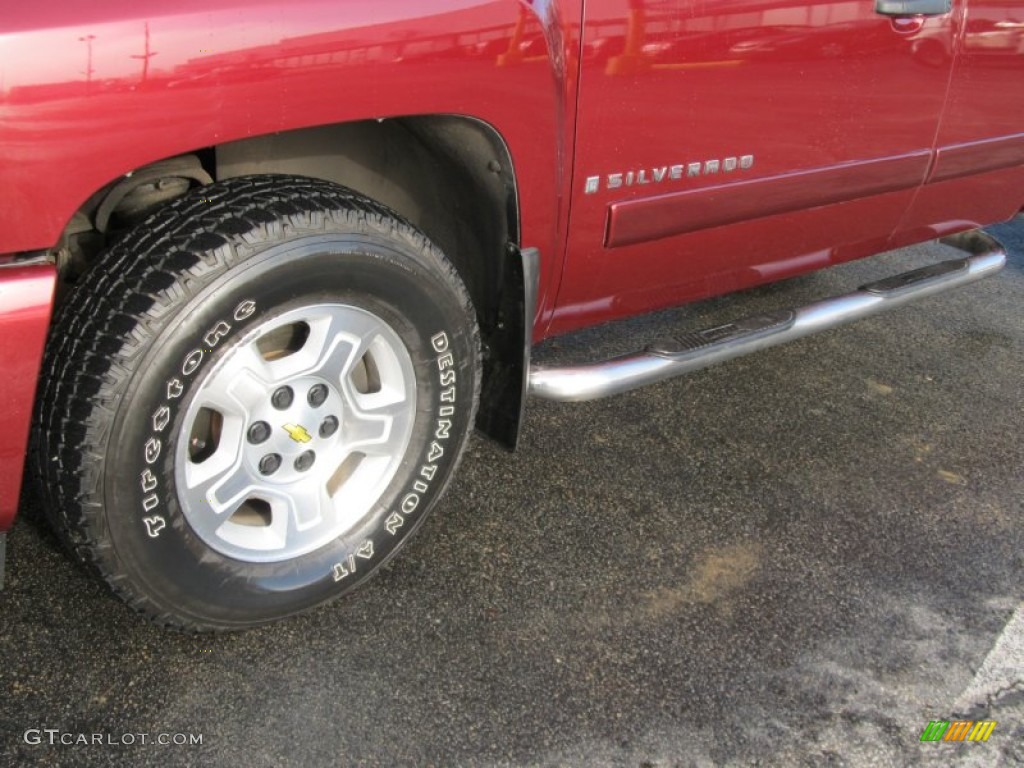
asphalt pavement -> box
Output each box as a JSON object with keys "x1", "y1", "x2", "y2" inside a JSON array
[{"x1": 1, "y1": 219, "x2": 1021, "y2": 767}]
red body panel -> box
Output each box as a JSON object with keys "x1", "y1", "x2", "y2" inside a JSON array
[
  {"x1": 0, "y1": 0, "x2": 584, "y2": 327},
  {"x1": 0, "y1": 265, "x2": 56, "y2": 531}
]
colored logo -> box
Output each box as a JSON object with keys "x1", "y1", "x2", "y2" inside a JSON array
[
  {"x1": 920, "y1": 720, "x2": 996, "y2": 742},
  {"x1": 282, "y1": 423, "x2": 312, "y2": 444}
]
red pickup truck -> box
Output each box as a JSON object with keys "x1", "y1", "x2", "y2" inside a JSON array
[{"x1": 1, "y1": 0, "x2": 1021, "y2": 630}]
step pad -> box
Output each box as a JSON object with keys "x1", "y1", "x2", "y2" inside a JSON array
[
  {"x1": 861, "y1": 258, "x2": 968, "y2": 296},
  {"x1": 647, "y1": 310, "x2": 796, "y2": 359}
]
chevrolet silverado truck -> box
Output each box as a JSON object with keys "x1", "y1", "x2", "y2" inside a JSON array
[{"x1": 0, "y1": 0, "x2": 1021, "y2": 631}]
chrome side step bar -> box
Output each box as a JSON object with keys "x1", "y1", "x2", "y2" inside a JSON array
[{"x1": 529, "y1": 230, "x2": 1006, "y2": 402}]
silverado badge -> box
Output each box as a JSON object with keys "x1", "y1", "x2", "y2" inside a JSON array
[{"x1": 584, "y1": 154, "x2": 754, "y2": 194}]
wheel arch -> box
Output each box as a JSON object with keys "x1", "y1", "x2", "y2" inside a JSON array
[{"x1": 216, "y1": 115, "x2": 518, "y2": 330}]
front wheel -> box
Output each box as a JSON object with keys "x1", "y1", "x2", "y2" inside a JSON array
[{"x1": 35, "y1": 176, "x2": 480, "y2": 631}]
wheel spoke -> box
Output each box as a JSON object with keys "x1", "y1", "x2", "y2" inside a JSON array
[
  {"x1": 344, "y1": 397, "x2": 412, "y2": 456},
  {"x1": 268, "y1": 479, "x2": 332, "y2": 534},
  {"x1": 306, "y1": 311, "x2": 382, "y2": 386},
  {"x1": 230, "y1": 368, "x2": 276, "y2": 408},
  {"x1": 208, "y1": 463, "x2": 256, "y2": 512},
  {"x1": 182, "y1": 460, "x2": 258, "y2": 541},
  {"x1": 204, "y1": 343, "x2": 274, "y2": 412}
]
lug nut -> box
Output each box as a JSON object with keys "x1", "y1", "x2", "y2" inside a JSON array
[
  {"x1": 308, "y1": 384, "x2": 329, "y2": 407},
  {"x1": 319, "y1": 415, "x2": 339, "y2": 438},
  {"x1": 294, "y1": 450, "x2": 316, "y2": 472},
  {"x1": 258, "y1": 453, "x2": 282, "y2": 476},
  {"x1": 271, "y1": 386, "x2": 294, "y2": 410},
  {"x1": 247, "y1": 421, "x2": 271, "y2": 444}
]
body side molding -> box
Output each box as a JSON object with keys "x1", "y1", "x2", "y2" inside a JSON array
[{"x1": 605, "y1": 151, "x2": 931, "y2": 248}]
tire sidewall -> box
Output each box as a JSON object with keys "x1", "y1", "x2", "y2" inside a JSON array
[{"x1": 103, "y1": 233, "x2": 476, "y2": 627}]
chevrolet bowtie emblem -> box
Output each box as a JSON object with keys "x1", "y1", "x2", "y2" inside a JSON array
[{"x1": 282, "y1": 423, "x2": 313, "y2": 444}]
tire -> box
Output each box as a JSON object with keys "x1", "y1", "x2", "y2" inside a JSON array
[{"x1": 34, "y1": 175, "x2": 480, "y2": 631}]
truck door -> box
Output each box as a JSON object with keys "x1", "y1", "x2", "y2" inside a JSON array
[
  {"x1": 891, "y1": 0, "x2": 1024, "y2": 242},
  {"x1": 552, "y1": 0, "x2": 958, "y2": 335}
]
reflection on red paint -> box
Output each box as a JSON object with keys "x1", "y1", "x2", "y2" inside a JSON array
[{"x1": 0, "y1": 266, "x2": 55, "y2": 530}]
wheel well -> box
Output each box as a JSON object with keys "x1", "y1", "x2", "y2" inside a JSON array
[{"x1": 214, "y1": 116, "x2": 519, "y2": 334}]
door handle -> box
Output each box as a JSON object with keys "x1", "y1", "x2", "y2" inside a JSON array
[{"x1": 875, "y1": 0, "x2": 951, "y2": 16}]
